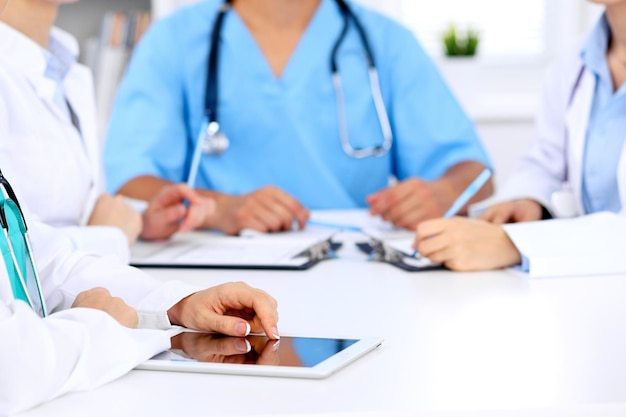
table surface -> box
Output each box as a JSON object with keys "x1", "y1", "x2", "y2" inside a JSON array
[{"x1": 17, "y1": 213, "x2": 626, "y2": 417}]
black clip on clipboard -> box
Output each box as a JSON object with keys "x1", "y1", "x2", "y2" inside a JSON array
[
  {"x1": 356, "y1": 238, "x2": 444, "y2": 272},
  {"x1": 290, "y1": 239, "x2": 343, "y2": 270}
]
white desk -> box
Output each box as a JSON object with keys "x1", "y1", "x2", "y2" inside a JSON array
[{"x1": 17, "y1": 224, "x2": 626, "y2": 417}]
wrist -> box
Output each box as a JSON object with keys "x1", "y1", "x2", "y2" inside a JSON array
[
  {"x1": 167, "y1": 294, "x2": 192, "y2": 327},
  {"x1": 500, "y1": 229, "x2": 522, "y2": 267},
  {"x1": 430, "y1": 177, "x2": 456, "y2": 214},
  {"x1": 197, "y1": 190, "x2": 229, "y2": 229}
]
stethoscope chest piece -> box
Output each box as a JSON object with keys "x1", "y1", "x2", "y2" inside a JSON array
[
  {"x1": 203, "y1": 121, "x2": 230, "y2": 155},
  {"x1": 551, "y1": 183, "x2": 579, "y2": 218}
]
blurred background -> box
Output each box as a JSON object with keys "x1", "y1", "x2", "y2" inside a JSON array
[{"x1": 55, "y1": 0, "x2": 604, "y2": 189}]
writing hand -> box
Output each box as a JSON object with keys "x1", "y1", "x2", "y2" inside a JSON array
[
  {"x1": 414, "y1": 217, "x2": 521, "y2": 271},
  {"x1": 140, "y1": 183, "x2": 215, "y2": 240}
]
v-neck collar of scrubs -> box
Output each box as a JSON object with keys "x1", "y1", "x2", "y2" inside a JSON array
[{"x1": 226, "y1": 0, "x2": 339, "y2": 87}]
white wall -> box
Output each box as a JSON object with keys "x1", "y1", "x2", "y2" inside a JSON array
[
  {"x1": 151, "y1": 0, "x2": 197, "y2": 20},
  {"x1": 352, "y1": 0, "x2": 402, "y2": 20}
]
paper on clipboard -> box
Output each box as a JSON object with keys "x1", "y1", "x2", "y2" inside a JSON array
[{"x1": 130, "y1": 228, "x2": 337, "y2": 270}]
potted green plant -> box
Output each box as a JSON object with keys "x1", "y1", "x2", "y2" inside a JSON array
[
  {"x1": 442, "y1": 24, "x2": 480, "y2": 57},
  {"x1": 438, "y1": 24, "x2": 481, "y2": 106}
]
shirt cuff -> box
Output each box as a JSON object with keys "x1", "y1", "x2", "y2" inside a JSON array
[
  {"x1": 137, "y1": 310, "x2": 172, "y2": 330},
  {"x1": 135, "y1": 280, "x2": 202, "y2": 328},
  {"x1": 515, "y1": 254, "x2": 530, "y2": 273}
]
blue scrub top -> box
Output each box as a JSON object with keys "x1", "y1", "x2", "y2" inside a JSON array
[{"x1": 104, "y1": 0, "x2": 491, "y2": 209}]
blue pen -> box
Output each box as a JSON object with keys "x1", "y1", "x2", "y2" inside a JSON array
[
  {"x1": 412, "y1": 168, "x2": 492, "y2": 256},
  {"x1": 443, "y1": 168, "x2": 492, "y2": 218}
]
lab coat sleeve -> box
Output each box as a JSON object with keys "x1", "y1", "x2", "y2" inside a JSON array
[
  {"x1": 103, "y1": 16, "x2": 190, "y2": 194},
  {"x1": 30, "y1": 221, "x2": 201, "y2": 317},
  {"x1": 55, "y1": 225, "x2": 131, "y2": 264},
  {"x1": 492, "y1": 49, "x2": 579, "y2": 209},
  {"x1": 379, "y1": 22, "x2": 492, "y2": 181},
  {"x1": 501, "y1": 212, "x2": 626, "y2": 277},
  {"x1": 0, "y1": 301, "x2": 172, "y2": 416},
  {"x1": 0, "y1": 221, "x2": 202, "y2": 414}
]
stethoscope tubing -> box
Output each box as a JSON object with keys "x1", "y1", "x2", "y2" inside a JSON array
[
  {"x1": 188, "y1": 0, "x2": 394, "y2": 187},
  {"x1": 562, "y1": 63, "x2": 586, "y2": 184},
  {"x1": 205, "y1": 0, "x2": 231, "y2": 124},
  {"x1": 23, "y1": 230, "x2": 47, "y2": 317}
]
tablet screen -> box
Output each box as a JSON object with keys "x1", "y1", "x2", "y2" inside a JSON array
[{"x1": 152, "y1": 333, "x2": 359, "y2": 368}]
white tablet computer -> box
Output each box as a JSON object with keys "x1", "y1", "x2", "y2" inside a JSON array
[{"x1": 136, "y1": 332, "x2": 383, "y2": 379}]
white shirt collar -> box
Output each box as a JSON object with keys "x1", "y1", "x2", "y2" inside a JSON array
[
  {"x1": 0, "y1": 22, "x2": 78, "y2": 78},
  {"x1": 42, "y1": 29, "x2": 78, "y2": 83}
]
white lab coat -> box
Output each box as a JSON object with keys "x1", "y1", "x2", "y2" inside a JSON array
[
  {"x1": 0, "y1": 23, "x2": 131, "y2": 262},
  {"x1": 495, "y1": 37, "x2": 626, "y2": 276},
  {"x1": 0, "y1": 194, "x2": 200, "y2": 415},
  {"x1": 497, "y1": 39, "x2": 626, "y2": 215}
]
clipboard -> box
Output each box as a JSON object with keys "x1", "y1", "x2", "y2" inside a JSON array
[
  {"x1": 130, "y1": 229, "x2": 340, "y2": 270},
  {"x1": 356, "y1": 235, "x2": 444, "y2": 272}
]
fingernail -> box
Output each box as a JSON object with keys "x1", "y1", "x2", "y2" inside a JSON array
[
  {"x1": 235, "y1": 322, "x2": 251, "y2": 337},
  {"x1": 271, "y1": 327, "x2": 280, "y2": 340},
  {"x1": 235, "y1": 338, "x2": 251, "y2": 353},
  {"x1": 272, "y1": 339, "x2": 281, "y2": 352}
]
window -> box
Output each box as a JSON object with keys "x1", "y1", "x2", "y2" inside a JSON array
[
  {"x1": 399, "y1": 0, "x2": 547, "y2": 59},
  {"x1": 362, "y1": 0, "x2": 596, "y2": 121},
  {"x1": 394, "y1": 0, "x2": 606, "y2": 63}
]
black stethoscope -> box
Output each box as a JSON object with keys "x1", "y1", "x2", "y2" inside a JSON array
[{"x1": 187, "y1": 0, "x2": 393, "y2": 188}]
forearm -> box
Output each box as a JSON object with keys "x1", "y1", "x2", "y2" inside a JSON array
[
  {"x1": 433, "y1": 161, "x2": 494, "y2": 215},
  {"x1": 119, "y1": 176, "x2": 232, "y2": 229},
  {"x1": 118, "y1": 175, "x2": 175, "y2": 201}
]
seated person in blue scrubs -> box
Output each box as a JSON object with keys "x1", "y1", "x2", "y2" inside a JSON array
[
  {"x1": 412, "y1": 0, "x2": 626, "y2": 273},
  {"x1": 104, "y1": 0, "x2": 493, "y2": 235}
]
